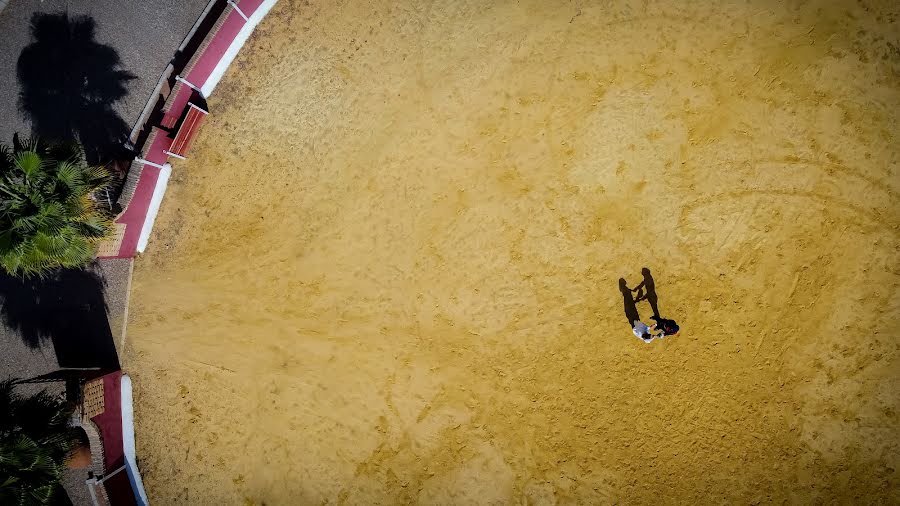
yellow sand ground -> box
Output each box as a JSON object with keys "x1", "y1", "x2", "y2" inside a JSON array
[{"x1": 124, "y1": 0, "x2": 899, "y2": 503}]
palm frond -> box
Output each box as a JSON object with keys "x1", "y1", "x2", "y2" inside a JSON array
[
  {"x1": 50, "y1": 141, "x2": 84, "y2": 167},
  {"x1": 0, "y1": 230, "x2": 13, "y2": 254},
  {"x1": 37, "y1": 202, "x2": 66, "y2": 234},
  {"x1": 13, "y1": 151, "x2": 42, "y2": 180},
  {"x1": 11, "y1": 133, "x2": 36, "y2": 154},
  {"x1": 75, "y1": 215, "x2": 112, "y2": 239},
  {"x1": 59, "y1": 237, "x2": 94, "y2": 267},
  {"x1": 0, "y1": 144, "x2": 11, "y2": 172},
  {"x1": 0, "y1": 184, "x2": 26, "y2": 209},
  {"x1": 79, "y1": 164, "x2": 111, "y2": 192},
  {"x1": 11, "y1": 213, "x2": 44, "y2": 234},
  {"x1": 31, "y1": 233, "x2": 68, "y2": 265},
  {"x1": 0, "y1": 249, "x2": 22, "y2": 277},
  {"x1": 0, "y1": 379, "x2": 75, "y2": 505},
  {"x1": 53, "y1": 161, "x2": 81, "y2": 191},
  {"x1": 0, "y1": 135, "x2": 114, "y2": 277}
]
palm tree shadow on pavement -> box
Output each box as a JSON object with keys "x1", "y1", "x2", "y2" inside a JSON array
[
  {"x1": 16, "y1": 12, "x2": 136, "y2": 166},
  {"x1": 0, "y1": 268, "x2": 119, "y2": 371}
]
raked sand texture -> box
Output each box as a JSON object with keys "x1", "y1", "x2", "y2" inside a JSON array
[{"x1": 125, "y1": 0, "x2": 899, "y2": 504}]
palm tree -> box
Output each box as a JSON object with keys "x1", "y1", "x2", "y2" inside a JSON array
[
  {"x1": 0, "y1": 380, "x2": 80, "y2": 505},
  {"x1": 0, "y1": 135, "x2": 112, "y2": 278}
]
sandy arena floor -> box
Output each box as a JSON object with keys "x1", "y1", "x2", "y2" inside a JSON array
[{"x1": 124, "y1": 0, "x2": 899, "y2": 503}]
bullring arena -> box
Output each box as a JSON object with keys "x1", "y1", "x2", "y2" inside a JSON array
[{"x1": 123, "y1": 0, "x2": 898, "y2": 503}]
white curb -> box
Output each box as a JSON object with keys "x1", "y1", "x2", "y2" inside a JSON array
[
  {"x1": 136, "y1": 163, "x2": 171, "y2": 254},
  {"x1": 201, "y1": 0, "x2": 280, "y2": 97},
  {"x1": 121, "y1": 374, "x2": 149, "y2": 506}
]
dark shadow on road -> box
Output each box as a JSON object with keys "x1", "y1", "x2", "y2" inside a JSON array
[
  {"x1": 0, "y1": 268, "x2": 119, "y2": 371},
  {"x1": 16, "y1": 12, "x2": 135, "y2": 166}
]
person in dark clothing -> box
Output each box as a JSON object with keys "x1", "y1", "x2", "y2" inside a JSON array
[
  {"x1": 651, "y1": 315, "x2": 680, "y2": 337},
  {"x1": 632, "y1": 267, "x2": 659, "y2": 319}
]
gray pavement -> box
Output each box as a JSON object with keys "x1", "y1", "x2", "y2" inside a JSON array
[
  {"x1": 0, "y1": 0, "x2": 209, "y2": 145},
  {"x1": 0, "y1": 323, "x2": 59, "y2": 384},
  {"x1": 61, "y1": 467, "x2": 95, "y2": 506},
  {"x1": 95, "y1": 258, "x2": 133, "y2": 354},
  {"x1": 0, "y1": 259, "x2": 130, "y2": 384}
]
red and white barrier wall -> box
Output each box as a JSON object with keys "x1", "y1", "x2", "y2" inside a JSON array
[{"x1": 100, "y1": 0, "x2": 279, "y2": 259}]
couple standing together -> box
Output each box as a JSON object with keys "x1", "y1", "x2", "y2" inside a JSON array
[{"x1": 619, "y1": 268, "x2": 679, "y2": 344}]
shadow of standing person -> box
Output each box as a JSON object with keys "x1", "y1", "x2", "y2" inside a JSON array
[
  {"x1": 634, "y1": 267, "x2": 659, "y2": 319},
  {"x1": 619, "y1": 278, "x2": 640, "y2": 327}
]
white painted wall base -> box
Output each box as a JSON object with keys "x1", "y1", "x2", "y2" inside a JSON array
[
  {"x1": 201, "y1": 0, "x2": 280, "y2": 97},
  {"x1": 136, "y1": 163, "x2": 171, "y2": 253},
  {"x1": 121, "y1": 375, "x2": 149, "y2": 506}
]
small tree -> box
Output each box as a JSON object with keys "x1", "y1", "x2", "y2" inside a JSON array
[
  {"x1": 0, "y1": 380, "x2": 80, "y2": 505},
  {"x1": 0, "y1": 135, "x2": 112, "y2": 277}
]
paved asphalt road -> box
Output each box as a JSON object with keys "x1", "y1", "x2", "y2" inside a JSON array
[{"x1": 0, "y1": 0, "x2": 209, "y2": 145}]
